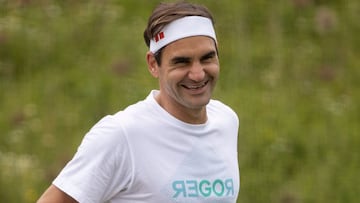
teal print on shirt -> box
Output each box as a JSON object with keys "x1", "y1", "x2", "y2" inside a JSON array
[{"x1": 172, "y1": 178, "x2": 234, "y2": 198}]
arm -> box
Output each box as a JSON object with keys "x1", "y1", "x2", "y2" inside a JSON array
[{"x1": 37, "y1": 184, "x2": 78, "y2": 203}]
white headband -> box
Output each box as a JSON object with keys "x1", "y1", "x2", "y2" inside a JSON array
[{"x1": 149, "y1": 16, "x2": 217, "y2": 53}]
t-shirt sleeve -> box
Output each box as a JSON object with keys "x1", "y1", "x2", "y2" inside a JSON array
[{"x1": 53, "y1": 115, "x2": 133, "y2": 203}]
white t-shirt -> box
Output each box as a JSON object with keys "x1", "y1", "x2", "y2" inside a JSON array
[{"x1": 53, "y1": 90, "x2": 240, "y2": 203}]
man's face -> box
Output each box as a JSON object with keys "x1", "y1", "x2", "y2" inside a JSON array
[{"x1": 155, "y1": 36, "x2": 219, "y2": 113}]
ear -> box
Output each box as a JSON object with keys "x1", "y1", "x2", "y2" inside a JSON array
[{"x1": 146, "y1": 51, "x2": 159, "y2": 78}]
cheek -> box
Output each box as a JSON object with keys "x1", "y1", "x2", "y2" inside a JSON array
[
  {"x1": 207, "y1": 64, "x2": 220, "y2": 78},
  {"x1": 158, "y1": 70, "x2": 179, "y2": 89},
  {"x1": 166, "y1": 69, "x2": 188, "y2": 82}
]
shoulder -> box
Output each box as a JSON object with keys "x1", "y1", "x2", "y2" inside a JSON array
[
  {"x1": 90, "y1": 98, "x2": 150, "y2": 133},
  {"x1": 83, "y1": 98, "x2": 154, "y2": 146},
  {"x1": 208, "y1": 99, "x2": 238, "y2": 120},
  {"x1": 76, "y1": 114, "x2": 128, "y2": 160},
  {"x1": 207, "y1": 99, "x2": 239, "y2": 131}
]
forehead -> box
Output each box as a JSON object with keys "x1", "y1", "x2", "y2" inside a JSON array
[{"x1": 162, "y1": 36, "x2": 217, "y2": 57}]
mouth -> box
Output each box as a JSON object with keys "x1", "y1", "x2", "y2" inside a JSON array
[{"x1": 181, "y1": 80, "x2": 209, "y2": 90}]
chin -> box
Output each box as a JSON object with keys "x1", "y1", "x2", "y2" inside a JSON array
[{"x1": 185, "y1": 96, "x2": 211, "y2": 109}]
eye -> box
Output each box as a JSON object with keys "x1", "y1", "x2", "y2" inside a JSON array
[
  {"x1": 202, "y1": 55, "x2": 213, "y2": 61},
  {"x1": 174, "y1": 59, "x2": 187, "y2": 64},
  {"x1": 200, "y1": 51, "x2": 216, "y2": 63},
  {"x1": 172, "y1": 57, "x2": 190, "y2": 65}
]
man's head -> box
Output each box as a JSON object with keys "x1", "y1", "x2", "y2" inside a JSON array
[
  {"x1": 144, "y1": 2, "x2": 219, "y2": 123},
  {"x1": 144, "y1": 2, "x2": 216, "y2": 65}
]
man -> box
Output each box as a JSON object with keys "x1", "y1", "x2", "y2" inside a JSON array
[{"x1": 38, "y1": 1, "x2": 239, "y2": 202}]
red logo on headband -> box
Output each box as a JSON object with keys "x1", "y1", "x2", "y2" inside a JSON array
[{"x1": 155, "y1": 32, "x2": 165, "y2": 42}]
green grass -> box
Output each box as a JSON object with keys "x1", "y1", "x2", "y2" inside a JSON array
[{"x1": 1, "y1": 0, "x2": 359, "y2": 202}]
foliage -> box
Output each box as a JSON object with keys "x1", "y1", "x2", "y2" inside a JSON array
[{"x1": 0, "y1": 0, "x2": 359, "y2": 202}]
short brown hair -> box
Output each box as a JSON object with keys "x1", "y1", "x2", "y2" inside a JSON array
[{"x1": 143, "y1": 1, "x2": 215, "y2": 48}]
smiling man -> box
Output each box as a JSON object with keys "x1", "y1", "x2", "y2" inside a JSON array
[
  {"x1": 38, "y1": 2, "x2": 240, "y2": 203},
  {"x1": 148, "y1": 35, "x2": 219, "y2": 124}
]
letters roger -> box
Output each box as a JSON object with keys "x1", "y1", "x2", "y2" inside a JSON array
[{"x1": 172, "y1": 178, "x2": 234, "y2": 198}]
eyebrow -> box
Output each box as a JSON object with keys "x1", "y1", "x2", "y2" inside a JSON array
[
  {"x1": 170, "y1": 56, "x2": 191, "y2": 64},
  {"x1": 170, "y1": 51, "x2": 217, "y2": 64},
  {"x1": 200, "y1": 51, "x2": 217, "y2": 61}
]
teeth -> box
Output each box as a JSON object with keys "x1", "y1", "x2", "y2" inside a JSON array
[
  {"x1": 186, "y1": 82, "x2": 206, "y2": 89},
  {"x1": 189, "y1": 86, "x2": 200, "y2": 89}
]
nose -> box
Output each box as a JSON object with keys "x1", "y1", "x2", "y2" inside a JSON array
[{"x1": 188, "y1": 62, "x2": 205, "y2": 82}]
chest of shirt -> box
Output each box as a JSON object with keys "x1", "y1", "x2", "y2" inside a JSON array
[{"x1": 121, "y1": 127, "x2": 239, "y2": 202}]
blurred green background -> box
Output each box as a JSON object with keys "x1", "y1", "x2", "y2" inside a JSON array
[{"x1": 0, "y1": 0, "x2": 359, "y2": 202}]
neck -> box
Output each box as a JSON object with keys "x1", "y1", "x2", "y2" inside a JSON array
[{"x1": 155, "y1": 94, "x2": 207, "y2": 124}]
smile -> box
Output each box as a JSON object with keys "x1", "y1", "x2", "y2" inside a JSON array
[{"x1": 181, "y1": 80, "x2": 209, "y2": 90}]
